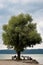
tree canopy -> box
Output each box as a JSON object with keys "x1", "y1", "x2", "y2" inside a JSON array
[{"x1": 2, "y1": 13, "x2": 42, "y2": 60}]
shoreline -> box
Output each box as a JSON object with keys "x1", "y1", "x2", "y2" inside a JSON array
[
  {"x1": 0, "y1": 54, "x2": 43, "y2": 64},
  {"x1": 0, "y1": 60, "x2": 42, "y2": 65}
]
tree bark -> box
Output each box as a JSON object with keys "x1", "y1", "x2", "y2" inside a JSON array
[{"x1": 17, "y1": 51, "x2": 20, "y2": 60}]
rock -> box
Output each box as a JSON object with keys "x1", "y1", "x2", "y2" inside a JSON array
[
  {"x1": 12, "y1": 55, "x2": 16, "y2": 60},
  {"x1": 29, "y1": 57, "x2": 32, "y2": 60},
  {"x1": 32, "y1": 59, "x2": 39, "y2": 64}
]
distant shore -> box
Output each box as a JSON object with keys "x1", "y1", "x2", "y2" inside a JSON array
[{"x1": 0, "y1": 60, "x2": 42, "y2": 65}]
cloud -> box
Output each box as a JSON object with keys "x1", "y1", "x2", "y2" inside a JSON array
[
  {"x1": 0, "y1": 4, "x2": 4, "y2": 9},
  {"x1": 0, "y1": 0, "x2": 43, "y2": 6},
  {"x1": 32, "y1": 43, "x2": 43, "y2": 49},
  {"x1": 9, "y1": 0, "x2": 19, "y2": 4},
  {"x1": 8, "y1": 0, "x2": 43, "y2": 4},
  {"x1": 0, "y1": 0, "x2": 43, "y2": 16},
  {"x1": 0, "y1": 40, "x2": 7, "y2": 49},
  {"x1": 0, "y1": 0, "x2": 43, "y2": 5}
]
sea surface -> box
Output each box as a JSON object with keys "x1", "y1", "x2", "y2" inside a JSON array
[{"x1": 0, "y1": 54, "x2": 43, "y2": 64}]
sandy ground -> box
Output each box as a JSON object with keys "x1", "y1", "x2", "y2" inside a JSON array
[{"x1": 0, "y1": 60, "x2": 42, "y2": 65}]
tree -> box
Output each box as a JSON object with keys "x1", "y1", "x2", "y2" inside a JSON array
[{"x1": 2, "y1": 13, "x2": 42, "y2": 60}]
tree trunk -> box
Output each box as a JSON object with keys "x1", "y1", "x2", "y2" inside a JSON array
[{"x1": 17, "y1": 51, "x2": 20, "y2": 60}]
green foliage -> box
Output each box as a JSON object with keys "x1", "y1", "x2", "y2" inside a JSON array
[{"x1": 2, "y1": 13, "x2": 42, "y2": 60}]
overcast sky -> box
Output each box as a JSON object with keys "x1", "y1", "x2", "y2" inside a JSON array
[{"x1": 0, "y1": 0, "x2": 43, "y2": 49}]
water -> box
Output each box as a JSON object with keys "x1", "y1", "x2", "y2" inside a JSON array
[{"x1": 0, "y1": 54, "x2": 43, "y2": 64}]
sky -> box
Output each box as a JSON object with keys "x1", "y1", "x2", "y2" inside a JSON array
[{"x1": 0, "y1": 0, "x2": 43, "y2": 49}]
